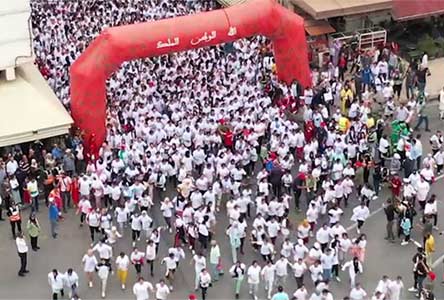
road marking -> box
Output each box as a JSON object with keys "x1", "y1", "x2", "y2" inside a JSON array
[
  {"x1": 346, "y1": 173, "x2": 444, "y2": 233},
  {"x1": 410, "y1": 239, "x2": 423, "y2": 248},
  {"x1": 432, "y1": 253, "x2": 444, "y2": 269}
]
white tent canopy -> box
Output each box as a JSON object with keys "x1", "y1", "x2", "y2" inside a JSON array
[{"x1": 0, "y1": 63, "x2": 73, "y2": 147}]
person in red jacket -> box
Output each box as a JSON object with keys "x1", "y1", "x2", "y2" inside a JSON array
[
  {"x1": 390, "y1": 172, "x2": 402, "y2": 200},
  {"x1": 223, "y1": 129, "x2": 234, "y2": 150},
  {"x1": 338, "y1": 52, "x2": 347, "y2": 81},
  {"x1": 49, "y1": 187, "x2": 64, "y2": 220},
  {"x1": 71, "y1": 175, "x2": 80, "y2": 207}
]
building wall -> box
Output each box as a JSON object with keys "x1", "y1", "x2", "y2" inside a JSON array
[
  {"x1": 0, "y1": 0, "x2": 33, "y2": 70},
  {"x1": 343, "y1": 10, "x2": 391, "y2": 32}
]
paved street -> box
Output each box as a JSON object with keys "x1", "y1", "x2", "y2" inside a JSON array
[
  {"x1": 2, "y1": 104, "x2": 444, "y2": 300},
  {"x1": 424, "y1": 57, "x2": 444, "y2": 99}
]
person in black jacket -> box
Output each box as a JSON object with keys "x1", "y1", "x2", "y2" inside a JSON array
[
  {"x1": 292, "y1": 173, "x2": 305, "y2": 212},
  {"x1": 269, "y1": 165, "x2": 283, "y2": 199},
  {"x1": 408, "y1": 247, "x2": 426, "y2": 293},
  {"x1": 384, "y1": 199, "x2": 395, "y2": 242}
]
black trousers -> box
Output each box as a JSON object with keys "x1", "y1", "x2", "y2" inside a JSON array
[
  {"x1": 295, "y1": 275, "x2": 304, "y2": 288},
  {"x1": 147, "y1": 259, "x2": 154, "y2": 276},
  {"x1": 134, "y1": 264, "x2": 142, "y2": 275},
  {"x1": 30, "y1": 236, "x2": 38, "y2": 249},
  {"x1": 89, "y1": 226, "x2": 99, "y2": 242},
  {"x1": 80, "y1": 212, "x2": 86, "y2": 224},
  {"x1": 201, "y1": 286, "x2": 208, "y2": 300},
  {"x1": 10, "y1": 221, "x2": 22, "y2": 238},
  {"x1": 294, "y1": 190, "x2": 301, "y2": 209},
  {"x1": 132, "y1": 229, "x2": 141, "y2": 241},
  {"x1": 272, "y1": 184, "x2": 281, "y2": 198},
  {"x1": 18, "y1": 252, "x2": 27, "y2": 274},
  {"x1": 199, "y1": 233, "x2": 208, "y2": 250},
  {"x1": 52, "y1": 289, "x2": 64, "y2": 300}
]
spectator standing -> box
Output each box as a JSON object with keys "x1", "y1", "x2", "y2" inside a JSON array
[
  {"x1": 59, "y1": 172, "x2": 72, "y2": 213},
  {"x1": 8, "y1": 202, "x2": 22, "y2": 238},
  {"x1": 384, "y1": 199, "x2": 395, "y2": 242},
  {"x1": 16, "y1": 232, "x2": 28, "y2": 277},
  {"x1": 49, "y1": 199, "x2": 60, "y2": 239},
  {"x1": 26, "y1": 213, "x2": 41, "y2": 251}
]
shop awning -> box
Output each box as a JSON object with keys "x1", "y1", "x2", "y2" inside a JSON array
[
  {"x1": 217, "y1": 0, "x2": 247, "y2": 7},
  {"x1": 392, "y1": 0, "x2": 444, "y2": 21},
  {"x1": 292, "y1": 0, "x2": 392, "y2": 19},
  {"x1": 305, "y1": 20, "x2": 336, "y2": 36},
  {"x1": 0, "y1": 63, "x2": 73, "y2": 147}
]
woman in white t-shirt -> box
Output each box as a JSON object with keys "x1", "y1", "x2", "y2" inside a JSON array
[
  {"x1": 77, "y1": 198, "x2": 92, "y2": 226},
  {"x1": 82, "y1": 249, "x2": 98, "y2": 288},
  {"x1": 133, "y1": 277, "x2": 154, "y2": 300},
  {"x1": 160, "y1": 198, "x2": 174, "y2": 232},
  {"x1": 155, "y1": 280, "x2": 170, "y2": 300},
  {"x1": 115, "y1": 252, "x2": 130, "y2": 290},
  {"x1": 115, "y1": 205, "x2": 128, "y2": 232}
]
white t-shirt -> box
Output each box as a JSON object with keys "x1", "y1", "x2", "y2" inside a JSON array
[
  {"x1": 293, "y1": 288, "x2": 308, "y2": 300},
  {"x1": 155, "y1": 284, "x2": 170, "y2": 300},
  {"x1": 316, "y1": 228, "x2": 330, "y2": 244},
  {"x1": 267, "y1": 221, "x2": 280, "y2": 237},
  {"x1": 416, "y1": 181, "x2": 430, "y2": 201},
  {"x1": 388, "y1": 280, "x2": 403, "y2": 300},
  {"x1": 247, "y1": 265, "x2": 261, "y2": 284},
  {"x1": 349, "y1": 288, "x2": 367, "y2": 300},
  {"x1": 193, "y1": 255, "x2": 206, "y2": 272},
  {"x1": 275, "y1": 258, "x2": 289, "y2": 276},
  {"x1": 292, "y1": 262, "x2": 307, "y2": 277},
  {"x1": 133, "y1": 281, "x2": 154, "y2": 300},
  {"x1": 82, "y1": 254, "x2": 98, "y2": 272},
  {"x1": 93, "y1": 243, "x2": 113, "y2": 259},
  {"x1": 320, "y1": 253, "x2": 335, "y2": 269},
  {"x1": 116, "y1": 255, "x2": 130, "y2": 271}
]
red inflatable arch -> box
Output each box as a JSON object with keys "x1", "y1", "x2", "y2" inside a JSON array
[{"x1": 70, "y1": 0, "x2": 311, "y2": 155}]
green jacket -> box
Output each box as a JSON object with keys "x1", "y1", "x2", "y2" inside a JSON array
[{"x1": 27, "y1": 220, "x2": 40, "y2": 237}]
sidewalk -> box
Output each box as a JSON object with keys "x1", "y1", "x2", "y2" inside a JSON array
[{"x1": 426, "y1": 57, "x2": 444, "y2": 100}]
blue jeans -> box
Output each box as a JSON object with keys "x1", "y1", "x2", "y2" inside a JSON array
[
  {"x1": 50, "y1": 220, "x2": 58, "y2": 237},
  {"x1": 32, "y1": 196, "x2": 39, "y2": 212},
  {"x1": 210, "y1": 263, "x2": 219, "y2": 281},
  {"x1": 414, "y1": 115, "x2": 429, "y2": 131},
  {"x1": 323, "y1": 268, "x2": 332, "y2": 281},
  {"x1": 417, "y1": 274, "x2": 426, "y2": 294}
]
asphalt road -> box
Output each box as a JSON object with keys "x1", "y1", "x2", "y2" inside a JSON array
[{"x1": 1, "y1": 104, "x2": 444, "y2": 300}]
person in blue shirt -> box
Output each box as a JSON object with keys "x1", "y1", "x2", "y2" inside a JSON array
[
  {"x1": 271, "y1": 286, "x2": 289, "y2": 300},
  {"x1": 48, "y1": 200, "x2": 60, "y2": 239},
  {"x1": 51, "y1": 144, "x2": 63, "y2": 161},
  {"x1": 361, "y1": 65, "x2": 373, "y2": 91}
]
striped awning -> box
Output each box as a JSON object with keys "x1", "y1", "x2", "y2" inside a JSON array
[{"x1": 217, "y1": 0, "x2": 248, "y2": 7}]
